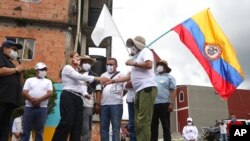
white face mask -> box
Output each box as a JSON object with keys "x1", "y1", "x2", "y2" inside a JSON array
[
  {"x1": 187, "y1": 122, "x2": 192, "y2": 126},
  {"x1": 130, "y1": 46, "x2": 138, "y2": 56},
  {"x1": 156, "y1": 65, "x2": 164, "y2": 73},
  {"x1": 10, "y1": 50, "x2": 18, "y2": 59},
  {"x1": 82, "y1": 63, "x2": 91, "y2": 71},
  {"x1": 38, "y1": 70, "x2": 47, "y2": 78},
  {"x1": 106, "y1": 65, "x2": 113, "y2": 73}
]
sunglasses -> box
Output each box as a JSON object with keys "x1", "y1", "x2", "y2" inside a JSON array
[{"x1": 38, "y1": 68, "x2": 47, "y2": 71}]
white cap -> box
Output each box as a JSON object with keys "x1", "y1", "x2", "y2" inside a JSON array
[
  {"x1": 35, "y1": 62, "x2": 47, "y2": 70},
  {"x1": 187, "y1": 117, "x2": 193, "y2": 122}
]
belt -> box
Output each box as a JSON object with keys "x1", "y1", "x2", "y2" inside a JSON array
[{"x1": 64, "y1": 90, "x2": 83, "y2": 97}]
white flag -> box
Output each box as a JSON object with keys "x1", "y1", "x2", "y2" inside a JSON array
[{"x1": 91, "y1": 4, "x2": 121, "y2": 46}]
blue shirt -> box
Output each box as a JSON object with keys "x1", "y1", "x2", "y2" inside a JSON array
[{"x1": 155, "y1": 73, "x2": 176, "y2": 104}]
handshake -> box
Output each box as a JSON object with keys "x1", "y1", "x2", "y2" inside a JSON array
[{"x1": 96, "y1": 77, "x2": 115, "y2": 85}]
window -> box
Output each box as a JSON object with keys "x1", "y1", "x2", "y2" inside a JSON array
[
  {"x1": 179, "y1": 91, "x2": 184, "y2": 102},
  {"x1": 6, "y1": 37, "x2": 35, "y2": 60},
  {"x1": 21, "y1": 0, "x2": 41, "y2": 3}
]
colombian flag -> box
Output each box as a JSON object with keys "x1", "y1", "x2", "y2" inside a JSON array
[{"x1": 172, "y1": 9, "x2": 244, "y2": 99}]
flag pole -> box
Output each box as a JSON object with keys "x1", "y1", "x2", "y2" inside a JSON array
[
  {"x1": 131, "y1": 28, "x2": 172, "y2": 59},
  {"x1": 146, "y1": 29, "x2": 172, "y2": 48}
]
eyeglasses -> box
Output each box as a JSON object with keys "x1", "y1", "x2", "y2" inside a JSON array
[{"x1": 106, "y1": 64, "x2": 115, "y2": 66}]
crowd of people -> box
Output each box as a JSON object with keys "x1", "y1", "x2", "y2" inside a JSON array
[{"x1": 0, "y1": 37, "x2": 242, "y2": 141}]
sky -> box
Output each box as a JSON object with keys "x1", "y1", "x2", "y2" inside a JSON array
[
  {"x1": 90, "y1": 0, "x2": 250, "y2": 119},
  {"x1": 108, "y1": 0, "x2": 250, "y2": 90}
]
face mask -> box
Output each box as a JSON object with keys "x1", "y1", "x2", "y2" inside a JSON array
[
  {"x1": 10, "y1": 50, "x2": 18, "y2": 59},
  {"x1": 156, "y1": 65, "x2": 164, "y2": 73},
  {"x1": 38, "y1": 71, "x2": 46, "y2": 78},
  {"x1": 130, "y1": 46, "x2": 138, "y2": 56},
  {"x1": 187, "y1": 122, "x2": 192, "y2": 126},
  {"x1": 72, "y1": 59, "x2": 80, "y2": 66},
  {"x1": 231, "y1": 118, "x2": 236, "y2": 122},
  {"x1": 82, "y1": 63, "x2": 91, "y2": 71},
  {"x1": 106, "y1": 65, "x2": 113, "y2": 73}
]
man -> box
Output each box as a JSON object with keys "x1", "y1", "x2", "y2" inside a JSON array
[
  {"x1": 151, "y1": 60, "x2": 176, "y2": 141},
  {"x1": 227, "y1": 114, "x2": 243, "y2": 136},
  {"x1": 111, "y1": 36, "x2": 157, "y2": 141},
  {"x1": 0, "y1": 40, "x2": 25, "y2": 141},
  {"x1": 79, "y1": 55, "x2": 101, "y2": 141},
  {"x1": 125, "y1": 79, "x2": 137, "y2": 141},
  {"x1": 97, "y1": 58, "x2": 125, "y2": 141},
  {"x1": 22, "y1": 62, "x2": 53, "y2": 141}
]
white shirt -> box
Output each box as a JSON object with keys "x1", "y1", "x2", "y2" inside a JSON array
[
  {"x1": 131, "y1": 48, "x2": 157, "y2": 92},
  {"x1": 126, "y1": 88, "x2": 136, "y2": 103},
  {"x1": 82, "y1": 72, "x2": 102, "y2": 107},
  {"x1": 23, "y1": 77, "x2": 53, "y2": 107},
  {"x1": 61, "y1": 65, "x2": 94, "y2": 94},
  {"x1": 182, "y1": 125, "x2": 199, "y2": 141},
  {"x1": 12, "y1": 116, "x2": 22, "y2": 134},
  {"x1": 11, "y1": 117, "x2": 32, "y2": 141},
  {"x1": 220, "y1": 124, "x2": 227, "y2": 134},
  {"x1": 101, "y1": 71, "x2": 125, "y2": 105}
]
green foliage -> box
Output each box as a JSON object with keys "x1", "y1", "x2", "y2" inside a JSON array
[{"x1": 22, "y1": 68, "x2": 57, "y2": 115}]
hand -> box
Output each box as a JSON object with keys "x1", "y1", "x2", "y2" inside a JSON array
[
  {"x1": 97, "y1": 77, "x2": 109, "y2": 84},
  {"x1": 15, "y1": 64, "x2": 26, "y2": 73},
  {"x1": 84, "y1": 95, "x2": 91, "y2": 100},
  {"x1": 125, "y1": 81, "x2": 133, "y2": 88},
  {"x1": 103, "y1": 78, "x2": 113, "y2": 85},
  {"x1": 168, "y1": 103, "x2": 174, "y2": 112},
  {"x1": 94, "y1": 104, "x2": 100, "y2": 114},
  {"x1": 30, "y1": 98, "x2": 40, "y2": 106},
  {"x1": 125, "y1": 59, "x2": 136, "y2": 66}
]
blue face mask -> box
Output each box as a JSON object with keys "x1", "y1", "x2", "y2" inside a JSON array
[{"x1": 231, "y1": 118, "x2": 236, "y2": 122}]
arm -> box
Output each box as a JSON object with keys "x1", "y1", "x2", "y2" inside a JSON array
[
  {"x1": 0, "y1": 67, "x2": 18, "y2": 76},
  {"x1": 111, "y1": 75, "x2": 130, "y2": 84},
  {"x1": 63, "y1": 65, "x2": 95, "y2": 82},
  {"x1": 194, "y1": 126, "x2": 199, "y2": 140},
  {"x1": 94, "y1": 90, "x2": 102, "y2": 114},
  {"x1": 12, "y1": 118, "x2": 21, "y2": 138},
  {"x1": 37, "y1": 90, "x2": 52, "y2": 102},
  {"x1": 126, "y1": 60, "x2": 153, "y2": 70},
  {"x1": 168, "y1": 89, "x2": 177, "y2": 112},
  {"x1": 182, "y1": 126, "x2": 190, "y2": 140}
]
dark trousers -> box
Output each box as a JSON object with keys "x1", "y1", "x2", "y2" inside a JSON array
[
  {"x1": 150, "y1": 103, "x2": 171, "y2": 141},
  {"x1": 0, "y1": 104, "x2": 15, "y2": 141},
  {"x1": 52, "y1": 90, "x2": 83, "y2": 141}
]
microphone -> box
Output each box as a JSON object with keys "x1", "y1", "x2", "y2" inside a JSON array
[{"x1": 17, "y1": 57, "x2": 21, "y2": 64}]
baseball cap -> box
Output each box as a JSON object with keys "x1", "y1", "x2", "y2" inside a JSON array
[
  {"x1": 35, "y1": 62, "x2": 47, "y2": 70},
  {"x1": 1, "y1": 40, "x2": 23, "y2": 50}
]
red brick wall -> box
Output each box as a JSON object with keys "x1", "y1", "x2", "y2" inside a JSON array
[
  {"x1": 0, "y1": 0, "x2": 70, "y2": 22},
  {"x1": 0, "y1": 24, "x2": 66, "y2": 82},
  {"x1": 228, "y1": 89, "x2": 250, "y2": 119},
  {"x1": 177, "y1": 109, "x2": 189, "y2": 133}
]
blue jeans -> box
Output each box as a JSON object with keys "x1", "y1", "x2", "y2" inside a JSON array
[
  {"x1": 21, "y1": 106, "x2": 47, "y2": 141},
  {"x1": 100, "y1": 104, "x2": 123, "y2": 141},
  {"x1": 220, "y1": 133, "x2": 227, "y2": 141},
  {"x1": 127, "y1": 102, "x2": 136, "y2": 141}
]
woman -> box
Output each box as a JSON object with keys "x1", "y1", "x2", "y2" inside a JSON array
[
  {"x1": 182, "y1": 117, "x2": 198, "y2": 141},
  {"x1": 52, "y1": 51, "x2": 106, "y2": 141}
]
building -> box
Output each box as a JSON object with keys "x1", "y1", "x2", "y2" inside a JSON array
[
  {"x1": 0, "y1": 0, "x2": 113, "y2": 140},
  {"x1": 171, "y1": 85, "x2": 250, "y2": 135},
  {"x1": 0, "y1": 0, "x2": 113, "y2": 82}
]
